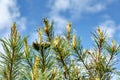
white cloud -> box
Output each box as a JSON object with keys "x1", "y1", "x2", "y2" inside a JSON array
[
  {"x1": 85, "y1": 3, "x2": 105, "y2": 13},
  {"x1": 49, "y1": 0, "x2": 106, "y2": 14},
  {"x1": 0, "y1": 0, "x2": 26, "y2": 53},
  {"x1": 107, "y1": 0, "x2": 118, "y2": 3},
  {"x1": 48, "y1": 0, "x2": 115, "y2": 35},
  {"x1": 50, "y1": 0, "x2": 70, "y2": 13},
  {"x1": 0, "y1": 0, "x2": 26, "y2": 37},
  {"x1": 51, "y1": 15, "x2": 68, "y2": 35},
  {"x1": 99, "y1": 19, "x2": 119, "y2": 38}
]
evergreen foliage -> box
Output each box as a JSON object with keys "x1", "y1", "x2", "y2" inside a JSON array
[{"x1": 0, "y1": 18, "x2": 120, "y2": 80}]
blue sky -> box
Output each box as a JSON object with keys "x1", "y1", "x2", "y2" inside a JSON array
[
  {"x1": 1, "y1": 0, "x2": 120, "y2": 49},
  {"x1": 0, "y1": 0, "x2": 120, "y2": 48},
  {"x1": 0, "y1": 0, "x2": 120, "y2": 79}
]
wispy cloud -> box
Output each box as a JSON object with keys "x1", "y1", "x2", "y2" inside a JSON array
[
  {"x1": 48, "y1": 0, "x2": 116, "y2": 34},
  {"x1": 0, "y1": 0, "x2": 27, "y2": 53},
  {"x1": 50, "y1": 15, "x2": 68, "y2": 35},
  {"x1": 0, "y1": 0, "x2": 26, "y2": 37},
  {"x1": 98, "y1": 19, "x2": 120, "y2": 38}
]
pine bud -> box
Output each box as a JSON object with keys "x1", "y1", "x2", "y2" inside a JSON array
[
  {"x1": 88, "y1": 50, "x2": 93, "y2": 55},
  {"x1": 43, "y1": 18, "x2": 49, "y2": 34},
  {"x1": 53, "y1": 36, "x2": 59, "y2": 47},
  {"x1": 72, "y1": 35, "x2": 76, "y2": 48},
  {"x1": 97, "y1": 27, "x2": 103, "y2": 40},
  {"x1": 97, "y1": 27, "x2": 101, "y2": 34},
  {"x1": 43, "y1": 18, "x2": 49, "y2": 28},
  {"x1": 52, "y1": 67, "x2": 56, "y2": 75},
  {"x1": 112, "y1": 40, "x2": 115, "y2": 51},
  {"x1": 11, "y1": 23, "x2": 18, "y2": 47},
  {"x1": 95, "y1": 77, "x2": 100, "y2": 80},
  {"x1": 33, "y1": 56, "x2": 40, "y2": 80},
  {"x1": 34, "y1": 57, "x2": 40, "y2": 70},
  {"x1": 24, "y1": 37, "x2": 28, "y2": 56},
  {"x1": 107, "y1": 74, "x2": 110, "y2": 80},
  {"x1": 44, "y1": 26, "x2": 49, "y2": 34},
  {"x1": 16, "y1": 32, "x2": 20, "y2": 42},
  {"x1": 12, "y1": 38, "x2": 16, "y2": 47},
  {"x1": 38, "y1": 30, "x2": 42, "y2": 43},
  {"x1": 33, "y1": 42, "x2": 39, "y2": 51},
  {"x1": 35, "y1": 57, "x2": 40, "y2": 65},
  {"x1": 67, "y1": 23, "x2": 71, "y2": 41},
  {"x1": 67, "y1": 22, "x2": 71, "y2": 34},
  {"x1": 11, "y1": 22, "x2": 17, "y2": 38},
  {"x1": 100, "y1": 32, "x2": 103, "y2": 39},
  {"x1": 75, "y1": 66, "x2": 79, "y2": 74}
]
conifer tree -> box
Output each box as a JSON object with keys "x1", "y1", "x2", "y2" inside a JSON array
[
  {"x1": 0, "y1": 23, "x2": 23, "y2": 80},
  {"x1": 0, "y1": 18, "x2": 120, "y2": 80}
]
